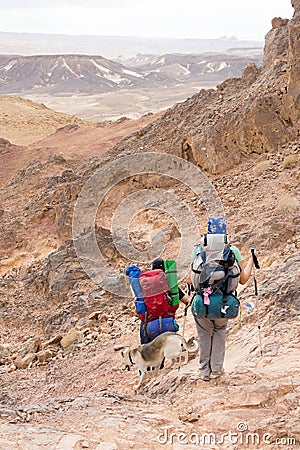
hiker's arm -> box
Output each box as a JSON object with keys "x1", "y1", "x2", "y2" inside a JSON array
[{"x1": 239, "y1": 258, "x2": 254, "y2": 284}]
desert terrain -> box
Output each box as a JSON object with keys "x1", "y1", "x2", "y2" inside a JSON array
[
  {"x1": 0, "y1": 49, "x2": 262, "y2": 121},
  {"x1": 0, "y1": 9, "x2": 299, "y2": 450},
  {"x1": 22, "y1": 83, "x2": 213, "y2": 122}
]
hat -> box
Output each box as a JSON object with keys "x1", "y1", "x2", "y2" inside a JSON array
[{"x1": 207, "y1": 217, "x2": 227, "y2": 234}]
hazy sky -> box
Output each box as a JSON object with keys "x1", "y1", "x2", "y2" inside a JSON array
[{"x1": 0, "y1": 0, "x2": 294, "y2": 41}]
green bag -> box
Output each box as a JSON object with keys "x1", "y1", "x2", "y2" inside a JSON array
[{"x1": 164, "y1": 260, "x2": 179, "y2": 306}]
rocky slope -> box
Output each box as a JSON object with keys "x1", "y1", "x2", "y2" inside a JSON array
[
  {"x1": 0, "y1": 141, "x2": 299, "y2": 450},
  {"x1": 0, "y1": 94, "x2": 91, "y2": 146},
  {"x1": 0, "y1": 3, "x2": 299, "y2": 450},
  {"x1": 0, "y1": 96, "x2": 161, "y2": 187},
  {"x1": 110, "y1": 18, "x2": 297, "y2": 175}
]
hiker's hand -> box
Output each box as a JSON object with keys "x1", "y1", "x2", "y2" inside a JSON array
[{"x1": 179, "y1": 294, "x2": 188, "y2": 305}]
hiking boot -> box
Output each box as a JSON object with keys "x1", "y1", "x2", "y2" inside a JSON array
[
  {"x1": 210, "y1": 370, "x2": 224, "y2": 379},
  {"x1": 200, "y1": 374, "x2": 210, "y2": 382}
]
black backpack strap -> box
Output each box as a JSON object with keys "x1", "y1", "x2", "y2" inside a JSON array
[
  {"x1": 205, "y1": 300, "x2": 209, "y2": 317},
  {"x1": 165, "y1": 292, "x2": 172, "y2": 304},
  {"x1": 144, "y1": 310, "x2": 153, "y2": 323}
]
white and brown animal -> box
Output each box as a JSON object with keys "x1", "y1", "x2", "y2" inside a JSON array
[{"x1": 121, "y1": 332, "x2": 198, "y2": 391}]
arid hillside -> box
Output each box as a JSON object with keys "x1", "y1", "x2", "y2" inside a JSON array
[
  {"x1": 0, "y1": 100, "x2": 161, "y2": 188},
  {"x1": 0, "y1": 94, "x2": 91, "y2": 146},
  {"x1": 0, "y1": 3, "x2": 299, "y2": 450},
  {"x1": 110, "y1": 17, "x2": 298, "y2": 175},
  {"x1": 0, "y1": 49, "x2": 263, "y2": 123}
]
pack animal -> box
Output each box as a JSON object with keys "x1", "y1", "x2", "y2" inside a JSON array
[{"x1": 121, "y1": 332, "x2": 198, "y2": 391}]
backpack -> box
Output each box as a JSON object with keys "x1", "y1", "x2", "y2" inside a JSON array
[
  {"x1": 138, "y1": 269, "x2": 178, "y2": 323},
  {"x1": 191, "y1": 292, "x2": 240, "y2": 319},
  {"x1": 152, "y1": 258, "x2": 179, "y2": 306},
  {"x1": 191, "y1": 233, "x2": 241, "y2": 295},
  {"x1": 191, "y1": 217, "x2": 242, "y2": 320}
]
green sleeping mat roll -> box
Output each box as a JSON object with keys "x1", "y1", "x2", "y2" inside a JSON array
[{"x1": 164, "y1": 259, "x2": 179, "y2": 306}]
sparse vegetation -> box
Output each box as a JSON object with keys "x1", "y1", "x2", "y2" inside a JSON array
[
  {"x1": 282, "y1": 154, "x2": 299, "y2": 169},
  {"x1": 253, "y1": 160, "x2": 270, "y2": 176}
]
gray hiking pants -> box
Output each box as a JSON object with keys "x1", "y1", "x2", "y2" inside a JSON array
[{"x1": 194, "y1": 317, "x2": 228, "y2": 376}]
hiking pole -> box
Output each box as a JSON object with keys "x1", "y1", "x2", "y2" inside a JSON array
[
  {"x1": 251, "y1": 248, "x2": 262, "y2": 356},
  {"x1": 181, "y1": 301, "x2": 190, "y2": 340},
  {"x1": 178, "y1": 285, "x2": 193, "y2": 371}
]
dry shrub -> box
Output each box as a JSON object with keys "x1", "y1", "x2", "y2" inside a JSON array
[
  {"x1": 282, "y1": 154, "x2": 299, "y2": 169},
  {"x1": 253, "y1": 160, "x2": 270, "y2": 176},
  {"x1": 276, "y1": 195, "x2": 299, "y2": 214}
]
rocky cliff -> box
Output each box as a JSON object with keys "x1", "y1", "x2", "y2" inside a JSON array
[{"x1": 109, "y1": 14, "x2": 297, "y2": 175}]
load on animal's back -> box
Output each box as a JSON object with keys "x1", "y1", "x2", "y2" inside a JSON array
[
  {"x1": 139, "y1": 268, "x2": 177, "y2": 321},
  {"x1": 126, "y1": 259, "x2": 180, "y2": 343}
]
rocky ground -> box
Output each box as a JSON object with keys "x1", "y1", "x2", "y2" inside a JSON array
[
  {"x1": 0, "y1": 5, "x2": 299, "y2": 449},
  {"x1": 0, "y1": 137, "x2": 299, "y2": 449}
]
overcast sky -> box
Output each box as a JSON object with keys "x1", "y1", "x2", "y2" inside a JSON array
[{"x1": 0, "y1": 0, "x2": 294, "y2": 41}]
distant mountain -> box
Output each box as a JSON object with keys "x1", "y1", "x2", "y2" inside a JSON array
[
  {"x1": 123, "y1": 50, "x2": 263, "y2": 84},
  {"x1": 0, "y1": 50, "x2": 263, "y2": 95},
  {"x1": 0, "y1": 54, "x2": 146, "y2": 94},
  {"x1": 0, "y1": 31, "x2": 263, "y2": 59}
]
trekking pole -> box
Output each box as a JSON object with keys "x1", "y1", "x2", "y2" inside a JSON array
[
  {"x1": 181, "y1": 301, "x2": 189, "y2": 340},
  {"x1": 178, "y1": 284, "x2": 193, "y2": 371},
  {"x1": 251, "y1": 248, "x2": 263, "y2": 356}
]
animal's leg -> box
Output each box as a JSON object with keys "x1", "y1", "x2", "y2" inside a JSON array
[
  {"x1": 134, "y1": 370, "x2": 146, "y2": 391},
  {"x1": 152, "y1": 366, "x2": 159, "y2": 377},
  {"x1": 182, "y1": 350, "x2": 188, "y2": 365},
  {"x1": 165, "y1": 358, "x2": 176, "y2": 369}
]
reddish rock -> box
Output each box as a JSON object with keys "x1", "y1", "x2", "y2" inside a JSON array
[{"x1": 14, "y1": 352, "x2": 36, "y2": 369}]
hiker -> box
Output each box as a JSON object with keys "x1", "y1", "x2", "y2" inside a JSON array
[
  {"x1": 126, "y1": 258, "x2": 188, "y2": 345},
  {"x1": 188, "y1": 217, "x2": 254, "y2": 381}
]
